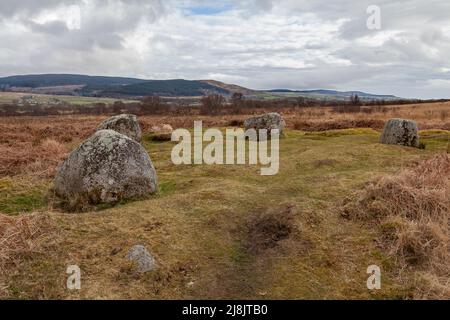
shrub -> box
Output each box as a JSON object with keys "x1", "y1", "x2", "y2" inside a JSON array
[
  {"x1": 140, "y1": 96, "x2": 166, "y2": 115},
  {"x1": 200, "y1": 94, "x2": 225, "y2": 115},
  {"x1": 228, "y1": 119, "x2": 244, "y2": 127}
]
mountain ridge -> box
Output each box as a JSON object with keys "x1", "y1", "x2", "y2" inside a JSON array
[{"x1": 0, "y1": 74, "x2": 402, "y2": 100}]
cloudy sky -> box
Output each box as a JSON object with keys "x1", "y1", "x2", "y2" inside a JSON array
[{"x1": 0, "y1": 0, "x2": 449, "y2": 98}]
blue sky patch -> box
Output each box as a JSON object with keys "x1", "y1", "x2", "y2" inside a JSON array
[{"x1": 186, "y1": 4, "x2": 233, "y2": 16}]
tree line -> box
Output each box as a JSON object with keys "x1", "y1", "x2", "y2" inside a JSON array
[{"x1": 0, "y1": 93, "x2": 447, "y2": 117}]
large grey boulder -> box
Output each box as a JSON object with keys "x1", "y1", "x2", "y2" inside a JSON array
[
  {"x1": 54, "y1": 130, "x2": 157, "y2": 205},
  {"x1": 127, "y1": 245, "x2": 157, "y2": 273},
  {"x1": 244, "y1": 112, "x2": 286, "y2": 139},
  {"x1": 380, "y1": 118, "x2": 419, "y2": 147},
  {"x1": 97, "y1": 114, "x2": 142, "y2": 142}
]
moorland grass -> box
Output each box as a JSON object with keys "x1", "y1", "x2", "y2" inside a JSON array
[{"x1": 1, "y1": 127, "x2": 448, "y2": 299}]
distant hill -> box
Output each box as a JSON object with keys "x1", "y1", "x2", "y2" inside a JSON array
[
  {"x1": 0, "y1": 74, "x2": 143, "y2": 88},
  {"x1": 0, "y1": 74, "x2": 401, "y2": 101},
  {"x1": 199, "y1": 79, "x2": 256, "y2": 95},
  {"x1": 81, "y1": 79, "x2": 228, "y2": 97},
  {"x1": 267, "y1": 89, "x2": 399, "y2": 101},
  {"x1": 0, "y1": 74, "x2": 229, "y2": 98}
]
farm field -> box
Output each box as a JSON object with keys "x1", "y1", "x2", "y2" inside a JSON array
[
  {"x1": 0, "y1": 92, "x2": 137, "y2": 106},
  {"x1": 0, "y1": 101, "x2": 449, "y2": 299}
]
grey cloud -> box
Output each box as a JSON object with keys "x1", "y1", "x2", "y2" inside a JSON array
[
  {"x1": 0, "y1": 0, "x2": 76, "y2": 18},
  {"x1": 95, "y1": 33, "x2": 125, "y2": 50},
  {"x1": 21, "y1": 0, "x2": 165, "y2": 52},
  {"x1": 0, "y1": 0, "x2": 450, "y2": 98},
  {"x1": 27, "y1": 20, "x2": 70, "y2": 35}
]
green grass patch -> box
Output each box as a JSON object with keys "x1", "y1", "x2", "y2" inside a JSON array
[
  {"x1": 304, "y1": 128, "x2": 379, "y2": 138},
  {"x1": 157, "y1": 180, "x2": 177, "y2": 196},
  {"x1": 0, "y1": 189, "x2": 47, "y2": 215}
]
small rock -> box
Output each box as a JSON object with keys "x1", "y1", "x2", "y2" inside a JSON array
[
  {"x1": 161, "y1": 124, "x2": 173, "y2": 133},
  {"x1": 151, "y1": 124, "x2": 173, "y2": 134},
  {"x1": 380, "y1": 118, "x2": 419, "y2": 147},
  {"x1": 97, "y1": 114, "x2": 142, "y2": 142},
  {"x1": 110, "y1": 247, "x2": 122, "y2": 256},
  {"x1": 127, "y1": 245, "x2": 157, "y2": 273},
  {"x1": 151, "y1": 125, "x2": 161, "y2": 133}
]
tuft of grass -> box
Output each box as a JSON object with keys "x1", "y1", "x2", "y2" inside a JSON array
[
  {"x1": 342, "y1": 154, "x2": 450, "y2": 299},
  {"x1": 0, "y1": 212, "x2": 52, "y2": 298}
]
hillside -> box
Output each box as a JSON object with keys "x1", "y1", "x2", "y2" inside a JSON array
[
  {"x1": 81, "y1": 79, "x2": 228, "y2": 97},
  {"x1": 0, "y1": 74, "x2": 143, "y2": 88},
  {"x1": 0, "y1": 74, "x2": 401, "y2": 101},
  {"x1": 265, "y1": 89, "x2": 399, "y2": 101},
  {"x1": 199, "y1": 79, "x2": 256, "y2": 95},
  {"x1": 0, "y1": 75, "x2": 232, "y2": 98}
]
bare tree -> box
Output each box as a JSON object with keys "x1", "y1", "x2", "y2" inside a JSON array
[
  {"x1": 350, "y1": 94, "x2": 361, "y2": 106},
  {"x1": 112, "y1": 101, "x2": 125, "y2": 114},
  {"x1": 200, "y1": 94, "x2": 225, "y2": 115},
  {"x1": 140, "y1": 96, "x2": 165, "y2": 114}
]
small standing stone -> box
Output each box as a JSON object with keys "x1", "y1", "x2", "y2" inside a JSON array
[
  {"x1": 380, "y1": 118, "x2": 419, "y2": 147},
  {"x1": 244, "y1": 112, "x2": 286, "y2": 140},
  {"x1": 97, "y1": 114, "x2": 142, "y2": 142},
  {"x1": 127, "y1": 245, "x2": 157, "y2": 273}
]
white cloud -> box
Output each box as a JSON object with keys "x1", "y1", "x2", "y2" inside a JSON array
[
  {"x1": 31, "y1": 4, "x2": 81, "y2": 30},
  {"x1": 0, "y1": 0, "x2": 449, "y2": 98}
]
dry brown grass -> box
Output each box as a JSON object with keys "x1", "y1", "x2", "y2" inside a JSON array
[
  {"x1": 292, "y1": 119, "x2": 386, "y2": 131},
  {"x1": 342, "y1": 154, "x2": 450, "y2": 299},
  {"x1": 0, "y1": 114, "x2": 448, "y2": 299},
  {"x1": 0, "y1": 213, "x2": 51, "y2": 298},
  {"x1": 0, "y1": 138, "x2": 69, "y2": 177},
  {"x1": 289, "y1": 102, "x2": 450, "y2": 131},
  {"x1": 1, "y1": 101, "x2": 449, "y2": 178},
  {"x1": 0, "y1": 115, "x2": 246, "y2": 178}
]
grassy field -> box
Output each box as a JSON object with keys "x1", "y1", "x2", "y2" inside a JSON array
[
  {"x1": 0, "y1": 102, "x2": 449, "y2": 299},
  {"x1": 0, "y1": 112, "x2": 449, "y2": 298},
  {"x1": 0, "y1": 92, "x2": 137, "y2": 105}
]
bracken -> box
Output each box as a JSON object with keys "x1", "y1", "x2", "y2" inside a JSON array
[{"x1": 0, "y1": 213, "x2": 51, "y2": 298}]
